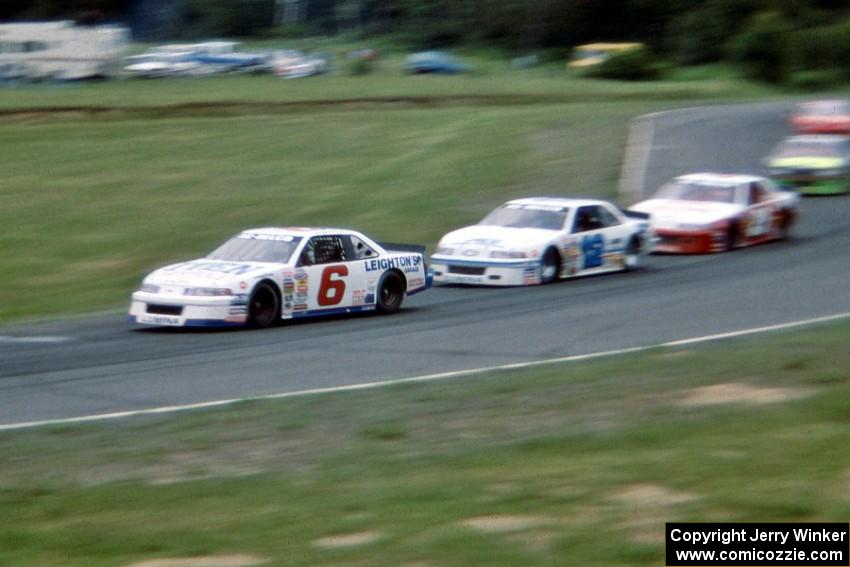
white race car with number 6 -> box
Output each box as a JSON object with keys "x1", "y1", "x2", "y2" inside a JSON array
[
  {"x1": 430, "y1": 197, "x2": 654, "y2": 286},
  {"x1": 129, "y1": 227, "x2": 431, "y2": 328}
]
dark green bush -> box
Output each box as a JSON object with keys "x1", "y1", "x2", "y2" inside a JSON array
[
  {"x1": 346, "y1": 56, "x2": 376, "y2": 76},
  {"x1": 583, "y1": 47, "x2": 665, "y2": 81},
  {"x1": 727, "y1": 11, "x2": 793, "y2": 83},
  {"x1": 789, "y1": 69, "x2": 844, "y2": 90},
  {"x1": 792, "y1": 20, "x2": 850, "y2": 78}
]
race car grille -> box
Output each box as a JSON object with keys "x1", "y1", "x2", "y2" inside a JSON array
[
  {"x1": 659, "y1": 235, "x2": 697, "y2": 246},
  {"x1": 146, "y1": 304, "x2": 184, "y2": 316},
  {"x1": 447, "y1": 265, "x2": 486, "y2": 276}
]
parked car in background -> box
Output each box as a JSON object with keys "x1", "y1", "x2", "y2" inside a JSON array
[
  {"x1": 765, "y1": 135, "x2": 850, "y2": 195},
  {"x1": 272, "y1": 50, "x2": 329, "y2": 78},
  {"x1": 430, "y1": 197, "x2": 653, "y2": 286},
  {"x1": 125, "y1": 41, "x2": 269, "y2": 78},
  {"x1": 629, "y1": 173, "x2": 799, "y2": 253},
  {"x1": 789, "y1": 100, "x2": 850, "y2": 135},
  {"x1": 405, "y1": 51, "x2": 470, "y2": 74},
  {"x1": 124, "y1": 49, "x2": 202, "y2": 78},
  {"x1": 567, "y1": 42, "x2": 643, "y2": 69}
]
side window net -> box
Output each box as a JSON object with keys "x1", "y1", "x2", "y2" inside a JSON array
[{"x1": 302, "y1": 236, "x2": 347, "y2": 265}]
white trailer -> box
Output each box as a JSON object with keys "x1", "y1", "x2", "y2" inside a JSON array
[{"x1": 0, "y1": 21, "x2": 129, "y2": 81}]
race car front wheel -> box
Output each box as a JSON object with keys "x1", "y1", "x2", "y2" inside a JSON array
[
  {"x1": 377, "y1": 271, "x2": 405, "y2": 314},
  {"x1": 248, "y1": 282, "x2": 280, "y2": 328},
  {"x1": 540, "y1": 248, "x2": 561, "y2": 284},
  {"x1": 624, "y1": 236, "x2": 642, "y2": 270}
]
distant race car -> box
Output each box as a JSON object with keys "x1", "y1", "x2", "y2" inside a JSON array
[
  {"x1": 629, "y1": 173, "x2": 799, "y2": 254},
  {"x1": 129, "y1": 228, "x2": 431, "y2": 328},
  {"x1": 789, "y1": 100, "x2": 850, "y2": 134},
  {"x1": 430, "y1": 197, "x2": 653, "y2": 286},
  {"x1": 765, "y1": 135, "x2": 850, "y2": 195}
]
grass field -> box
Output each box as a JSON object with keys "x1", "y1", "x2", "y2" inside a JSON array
[{"x1": 1, "y1": 320, "x2": 847, "y2": 566}]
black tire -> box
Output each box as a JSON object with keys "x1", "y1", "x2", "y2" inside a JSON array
[
  {"x1": 624, "y1": 235, "x2": 642, "y2": 271},
  {"x1": 777, "y1": 211, "x2": 794, "y2": 240},
  {"x1": 247, "y1": 282, "x2": 280, "y2": 328},
  {"x1": 540, "y1": 248, "x2": 560, "y2": 284},
  {"x1": 725, "y1": 223, "x2": 739, "y2": 252},
  {"x1": 376, "y1": 271, "x2": 405, "y2": 314}
]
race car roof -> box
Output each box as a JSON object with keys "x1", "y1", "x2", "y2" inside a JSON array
[
  {"x1": 502, "y1": 196, "x2": 609, "y2": 209},
  {"x1": 796, "y1": 100, "x2": 850, "y2": 114},
  {"x1": 783, "y1": 134, "x2": 850, "y2": 144},
  {"x1": 675, "y1": 173, "x2": 767, "y2": 186},
  {"x1": 238, "y1": 227, "x2": 366, "y2": 239}
]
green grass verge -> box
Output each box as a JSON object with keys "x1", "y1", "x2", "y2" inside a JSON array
[
  {"x1": 1, "y1": 320, "x2": 847, "y2": 566},
  {"x1": 0, "y1": 60, "x2": 788, "y2": 324}
]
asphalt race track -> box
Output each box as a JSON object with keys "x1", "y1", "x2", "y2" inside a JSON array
[{"x1": 3, "y1": 101, "x2": 849, "y2": 426}]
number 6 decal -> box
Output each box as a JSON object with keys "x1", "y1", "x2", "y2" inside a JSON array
[{"x1": 318, "y1": 265, "x2": 348, "y2": 306}]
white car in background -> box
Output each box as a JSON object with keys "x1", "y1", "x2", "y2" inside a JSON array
[
  {"x1": 272, "y1": 50, "x2": 329, "y2": 78},
  {"x1": 430, "y1": 197, "x2": 653, "y2": 286},
  {"x1": 130, "y1": 227, "x2": 431, "y2": 328}
]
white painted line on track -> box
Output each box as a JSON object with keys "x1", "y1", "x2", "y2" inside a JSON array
[
  {"x1": 1, "y1": 311, "x2": 849, "y2": 432},
  {"x1": 0, "y1": 335, "x2": 71, "y2": 344}
]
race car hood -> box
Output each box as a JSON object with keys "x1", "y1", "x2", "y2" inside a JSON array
[
  {"x1": 630, "y1": 199, "x2": 742, "y2": 228},
  {"x1": 144, "y1": 259, "x2": 279, "y2": 288},
  {"x1": 438, "y1": 225, "x2": 557, "y2": 255},
  {"x1": 768, "y1": 157, "x2": 847, "y2": 170}
]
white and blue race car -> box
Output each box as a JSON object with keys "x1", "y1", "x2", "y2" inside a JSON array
[
  {"x1": 129, "y1": 227, "x2": 431, "y2": 328},
  {"x1": 430, "y1": 197, "x2": 653, "y2": 286}
]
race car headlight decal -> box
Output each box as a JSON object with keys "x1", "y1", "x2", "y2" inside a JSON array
[
  {"x1": 673, "y1": 222, "x2": 709, "y2": 231},
  {"x1": 140, "y1": 283, "x2": 160, "y2": 294},
  {"x1": 489, "y1": 250, "x2": 527, "y2": 259},
  {"x1": 184, "y1": 287, "x2": 233, "y2": 296},
  {"x1": 435, "y1": 246, "x2": 454, "y2": 255}
]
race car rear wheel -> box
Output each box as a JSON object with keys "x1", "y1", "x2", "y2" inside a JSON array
[
  {"x1": 624, "y1": 236, "x2": 642, "y2": 270},
  {"x1": 248, "y1": 282, "x2": 280, "y2": 328},
  {"x1": 540, "y1": 248, "x2": 561, "y2": 284},
  {"x1": 377, "y1": 271, "x2": 404, "y2": 314}
]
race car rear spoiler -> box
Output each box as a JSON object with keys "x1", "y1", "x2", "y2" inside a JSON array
[
  {"x1": 378, "y1": 242, "x2": 427, "y2": 256},
  {"x1": 621, "y1": 209, "x2": 650, "y2": 220}
]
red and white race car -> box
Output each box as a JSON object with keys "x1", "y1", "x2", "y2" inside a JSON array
[
  {"x1": 129, "y1": 227, "x2": 431, "y2": 328},
  {"x1": 789, "y1": 100, "x2": 850, "y2": 135},
  {"x1": 629, "y1": 173, "x2": 799, "y2": 254}
]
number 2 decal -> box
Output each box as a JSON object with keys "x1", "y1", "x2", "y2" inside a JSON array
[
  {"x1": 581, "y1": 234, "x2": 605, "y2": 269},
  {"x1": 318, "y1": 265, "x2": 348, "y2": 306}
]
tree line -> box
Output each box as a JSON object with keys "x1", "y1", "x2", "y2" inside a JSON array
[{"x1": 4, "y1": 0, "x2": 850, "y2": 83}]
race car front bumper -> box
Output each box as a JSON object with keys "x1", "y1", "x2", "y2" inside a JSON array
[
  {"x1": 653, "y1": 229, "x2": 726, "y2": 254},
  {"x1": 128, "y1": 291, "x2": 247, "y2": 327},
  {"x1": 429, "y1": 257, "x2": 541, "y2": 286}
]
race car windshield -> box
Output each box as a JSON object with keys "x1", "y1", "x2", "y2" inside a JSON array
[
  {"x1": 479, "y1": 205, "x2": 568, "y2": 230},
  {"x1": 654, "y1": 182, "x2": 736, "y2": 203},
  {"x1": 207, "y1": 235, "x2": 303, "y2": 263},
  {"x1": 773, "y1": 140, "x2": 845, "y2": 159}
]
